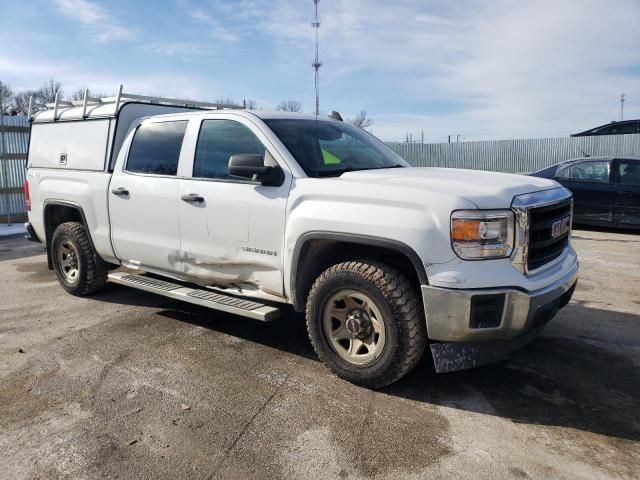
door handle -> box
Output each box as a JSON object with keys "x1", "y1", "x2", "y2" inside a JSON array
[
  {"x1": 181, "y1": 193, "x2": 205, "y2": 203},
  {"x1": 619, "y1": 190, "x2": 634, "y2": 196},
  {"x1": 111, "y1": 187, "x2": 129, "y2": 196}
]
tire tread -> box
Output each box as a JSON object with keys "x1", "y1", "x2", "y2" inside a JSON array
[{"x1": 305, "y1": 260, "x2": 426, "y2": 388}]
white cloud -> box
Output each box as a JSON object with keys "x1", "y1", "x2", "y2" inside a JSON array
[
  {"x1": 0, "y1": 50, "x2": 220, "y2": 101},
  {"x1": 54, "y1": 0, "x2": 134, "y2": 42},
  {"x1": 5, "y1": 0, "x2": 639, "y2": 141},
  {"x1": 253, "y1": 0, "x2": 640, "y2": 140},
  {"x1": 142, "y1": 42, "x2": 216, "y2": 60},
  {"x1": 177, "y1": 0, "x2": 240, "y2": 41}
]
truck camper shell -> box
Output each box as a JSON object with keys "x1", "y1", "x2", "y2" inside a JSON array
[{"x1": 28, "y1": 85, "x2": 242, "y2": 172}]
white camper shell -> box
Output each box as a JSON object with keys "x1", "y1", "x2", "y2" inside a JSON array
[{"x1": 28, "y1": 85, "x2": 242, "y2": 172}]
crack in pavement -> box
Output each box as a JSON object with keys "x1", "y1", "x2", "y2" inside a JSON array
[{"x1": 206, "y1": 371, "x2": 290, "y2": 479}]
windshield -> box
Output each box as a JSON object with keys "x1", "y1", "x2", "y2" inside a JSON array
[{"x1": 264, "y1": 119, "x2": 409, "y2": 177}]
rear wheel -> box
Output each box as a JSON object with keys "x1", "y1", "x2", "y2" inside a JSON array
[
  {"x1": 51, "y1": 222, "x2": 108, "y2": 296},
  {"x1": 306, "y1": 261, "x2": 427, "y2": 388}
]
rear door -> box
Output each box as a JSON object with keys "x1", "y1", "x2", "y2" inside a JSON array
[
  {"x1": 176, "y1": 115, "x2": 292, "y2": 296},
  {"x1": 613, "y1": 158, "x2": 640, "y2": 226},
  {"x1": 109, "y1": 119, "x2": 188, "y2": 273},
  {"x1": 555, "y1": 159, "x2": 614, "y2": 224}
]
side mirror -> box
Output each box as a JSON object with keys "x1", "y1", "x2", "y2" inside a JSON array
[{"x1": 228, "y1": 154, "x2": 283, "y2": 186}]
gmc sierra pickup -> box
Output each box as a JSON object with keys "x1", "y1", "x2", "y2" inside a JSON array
[{"x1": 24, "y1": 88, "x2": 578, "y2": 387}]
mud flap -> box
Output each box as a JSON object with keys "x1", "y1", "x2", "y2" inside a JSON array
[{"x1": 429, "y1": 326, "x2": 546, "y2": 373}]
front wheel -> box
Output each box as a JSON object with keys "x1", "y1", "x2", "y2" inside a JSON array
[
  {"x1": 305, "y1": 261, "x2": 427, "y2": 388},
  {"x1": 51, "y1": 222, "x2": 108, "y2": 296}
]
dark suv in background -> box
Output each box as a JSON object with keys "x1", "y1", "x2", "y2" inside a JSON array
[{"x1": 531, "y1": 156, "x2": 640, "y2": 228}]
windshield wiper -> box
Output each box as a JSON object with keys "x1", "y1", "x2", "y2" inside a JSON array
[
  {"x1": 314, "y1": 164, "x2": 407, "y2": 177},
  {"x1": 314, "y1": 167, "x2": 356, "y2": 177}
]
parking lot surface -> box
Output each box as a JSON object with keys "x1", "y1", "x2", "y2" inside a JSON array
[{"x1": 0, "y1": 229, "x2": 639, "y2": 479}]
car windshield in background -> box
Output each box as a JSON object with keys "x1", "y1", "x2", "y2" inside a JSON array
[{"x1": 264, "y1": 119, "x2": 409, "y2": 177}]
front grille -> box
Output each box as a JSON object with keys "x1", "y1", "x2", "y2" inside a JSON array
[{"x1": 527, "y1": 200, "x2": 571, "y2": 271}]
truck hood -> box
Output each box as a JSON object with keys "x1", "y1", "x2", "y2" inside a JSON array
[{"x1": 339, "y1": 167, "x2": 560, "y2": 209}]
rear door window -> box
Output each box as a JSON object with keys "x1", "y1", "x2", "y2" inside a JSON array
[
  {"x1": 556, "y1": 161, "x2": 610, "y2": 183},
  {"x1": 126, "y1": 121, "x2": 188, "y2": 175}
]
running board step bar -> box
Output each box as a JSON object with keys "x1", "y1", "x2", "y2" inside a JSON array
[{"x1": 107, "y1": 272, "x2": 279, "y2": 322}]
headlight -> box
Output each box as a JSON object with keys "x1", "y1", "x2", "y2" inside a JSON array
[{"x1": 451, "y1": 210, "x2": 515, "y2": 259}]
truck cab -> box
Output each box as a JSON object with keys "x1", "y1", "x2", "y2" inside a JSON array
[{"x1": 25, "y1": 87, "x2": 578, "y2": 388}]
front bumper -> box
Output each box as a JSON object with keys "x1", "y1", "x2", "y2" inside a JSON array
[{"x1": 421, "y1": 260, "x2": 577, "y2": 372}]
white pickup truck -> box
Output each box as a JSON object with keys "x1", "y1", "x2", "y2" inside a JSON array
[{"x1": 24, "y1": 89, "x2": 578, "y2": 387}]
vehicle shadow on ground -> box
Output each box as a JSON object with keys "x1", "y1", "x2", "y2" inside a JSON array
[
  {"x1": 0, "y1": 238, "x2": 45, "y2": 262},
  {"x1": 90, "y1": 285, "x2": 640, "y2": 443}
]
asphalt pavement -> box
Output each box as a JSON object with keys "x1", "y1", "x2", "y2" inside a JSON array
[{"x1": 0, "y1": 229, "x2": 639, "y2": 479}]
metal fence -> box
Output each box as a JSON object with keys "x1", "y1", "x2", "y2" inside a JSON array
[
  {"x1": 387, "y1": 134, "x2": 640, "y2": 173},
  {"x1": 0, "y1": 115, "x2": 29, "y2": 224}
]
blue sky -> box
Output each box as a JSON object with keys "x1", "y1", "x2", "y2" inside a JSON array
[{"x1": 1, "y1": 0, "x2": 639, "y2": 141}]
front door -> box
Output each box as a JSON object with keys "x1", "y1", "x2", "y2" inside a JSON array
[
  {"x1": 177, "y1": 116, "x2": 291, "y2": 297},
  {"x1": 109, "y1": 119, "x2": 188, "y2": 273},
  {"x1": 613, "y1": 158, "x2": 640, "y2": 226}
]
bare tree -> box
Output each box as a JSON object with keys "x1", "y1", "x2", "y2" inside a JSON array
[
  {"x1": 10, "y1": 91, "x2": 33, "y2": 115},
  {"x1": 67, "y1": 88, "x2": 105, "y2": 101},
  {"x1": 243, "y1": 99, "x2": 258, "y2": 110},
  {"x1": 37, "y1": 79, "x2": 63, "y2": 105},
  {"x1": 68, "y1": 87, "x2": 88, "y2": 101},
  {"x1": 0, "y1": 80, "x2": 13, "y2": 114},
  {"x1": 276, "y1": 100, "x2": 302, "y2": 112},
  {"x1": 350, "y1": 110, "x2": 373, "y2": 129},
  {"x1": 214, "y1": 96, "x2": 240, "y2": 106}
]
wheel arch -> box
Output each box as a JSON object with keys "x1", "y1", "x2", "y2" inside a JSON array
[
  {"x1": 290, "y1": 232, "x2": 428, "y2": 312},
  {"x1": 43, "y1": 200, "x2": 109, "y2": 271}
]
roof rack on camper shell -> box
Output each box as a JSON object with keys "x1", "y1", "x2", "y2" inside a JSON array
[{"x1": 28, "y1": 84, "x2": 243, "y2": 123}]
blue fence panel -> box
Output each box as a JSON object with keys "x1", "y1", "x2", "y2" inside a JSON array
[{"x1": 0, "y1": 115, "x2": 30, "y2": 223}]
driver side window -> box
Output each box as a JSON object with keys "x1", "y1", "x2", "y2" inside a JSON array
[
  {"x1": 556, "y1": 161, "x2": 610, "y2": 183},
  {"x1": 193, "y1": 120, "x2": 266, "y2": 179}
]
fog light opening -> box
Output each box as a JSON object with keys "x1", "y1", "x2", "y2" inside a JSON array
[{"x1": 469, "y1": 294, "x2": 506, "y2": 329}]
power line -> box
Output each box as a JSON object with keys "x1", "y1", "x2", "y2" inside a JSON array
[{"x1": 312, "y1": 0, "x2": 322, "y2": 115}]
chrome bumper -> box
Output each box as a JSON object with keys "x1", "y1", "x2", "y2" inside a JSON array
[
  {"x1": 421, "y1": 261, "x2": 578, "y2": 343},
  {"x1": 421, "y1": 264, "x2": 577, "y2": 373}
]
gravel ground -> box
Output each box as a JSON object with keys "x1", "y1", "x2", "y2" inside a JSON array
[{"x1": 0, "y1": 229, "x2": 639, "y2": 479}]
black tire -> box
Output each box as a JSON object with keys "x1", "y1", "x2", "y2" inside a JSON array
[
  {"x1": 51, "y1": 221, "x2": 108, "y2": 296},
  {"x1": 306, "y1": 260, "x2": 427, "y2": 388}
]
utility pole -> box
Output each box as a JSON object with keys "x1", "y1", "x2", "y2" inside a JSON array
[
  {"x1": 620, "y1": 93, "x2": 625, "y2": 121},
  {"x1": 312, "y1": 0, "x2": 322, "y2": 116}
]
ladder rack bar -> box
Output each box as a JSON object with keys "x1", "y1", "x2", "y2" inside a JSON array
[
  {"x1": 53, "y1": 92, "x2": 59, "y2": 121},
  {"x1": 32, "y1": 84, "x2": 246, "y2": 120},
  {"x1": 114, "y1": 84, "x2": 123, "y2": 112},
  {"x1": 81, "y1": 88, "x2": 89, "y2": 118},
  {"x1": 101, "y1": 92, "x2": 241, "y2": 110}
]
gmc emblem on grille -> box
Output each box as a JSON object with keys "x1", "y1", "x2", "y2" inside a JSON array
[{"x1": 551, "y1": 216, "x2": 571, "y2": 238}]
